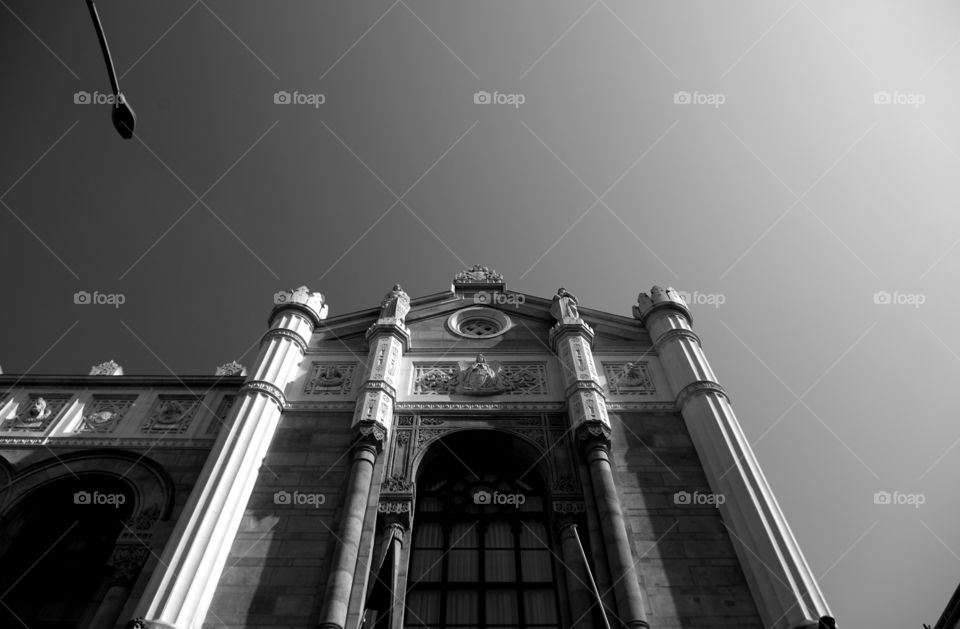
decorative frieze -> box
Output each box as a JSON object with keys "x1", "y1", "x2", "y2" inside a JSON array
[
  {"x1": 4, "y1": 394, "x2": 72, "y2": 432},
  {"x1": 413, "y1": 357, "x2": 547, "y2": 396},
  {"x1": 78, "y1": 396, "x2": 137, "y2": 433},
  {"x1": 604, "y1": 361, "x2": 656, "y2": 395},
  {"x1": 303, "y1": 362, "x2": 356, "y2": 395},
  {"x1": 141, "y1": 396, "x2": 201, "y2": 434}
]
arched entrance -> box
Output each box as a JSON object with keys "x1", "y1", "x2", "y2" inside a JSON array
[
  {"x1": 404, "y1": 430, "x2": 561, "y2": 629},
  {"x1": 0, "y1": 473, "x2": 135, "y2": 627}
]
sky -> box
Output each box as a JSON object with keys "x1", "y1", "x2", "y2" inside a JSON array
[{"x1": 2, "y1": 0, "x2": 960, "y2": 626}]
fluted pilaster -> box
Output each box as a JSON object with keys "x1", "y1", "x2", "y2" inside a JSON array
[
  {"x1": 129, "y1": 287, "x2": 327, "y2": 629},
  {"x1": 634, "y1": 286, "x2": 832, "y2": 629}
]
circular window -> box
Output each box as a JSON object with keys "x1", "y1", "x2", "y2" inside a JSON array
[
  {"x1": 448, "y1": 307, "x2": 512, "y2": 339},
  {"x1": 459, "y1": 317, "x2": 501, "y2": 337}
]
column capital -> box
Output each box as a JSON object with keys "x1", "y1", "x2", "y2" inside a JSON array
[
  {"x1": 378, "y1": 500, "x2": 413, "y2": 530},
  {"x1": 353, "y1": 420, "x2": 387, "y2": 451},
  {"x1": 632, "y1": 285, "x2": 692, "y2": 326},
  {"x1": 575, "y1": 421, "x2": 612, "y2": 451},
  {"x1": 271, "y1": 286, "x2": 329, "y2": 328}
]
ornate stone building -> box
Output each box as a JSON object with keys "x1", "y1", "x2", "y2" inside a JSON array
[{"x1": 0, "y1": 266, "x2": 836, "y2": 629}]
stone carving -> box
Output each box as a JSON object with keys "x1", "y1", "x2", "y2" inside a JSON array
[
  {"x1": 397, "y1": 416, "x2": 414, "y2": 426},
  {"x1": 108, "y1": 544, "x2": 150, "y2": 581},
  {"x1": 420, "y1": 417, "x2": 445, "y2": 425},
  {"x1": 141, "y1": 397, "x2": 201, "y2": 434},
  {"x1": 89, "y1": 360, "x2": 123, "y2": 376},
  {"x1": 453, "y1": 264, "x2": 504, "y2": 284},
  {"x1": 378, "y1": 500, "x2": 412, "y2": 514},
  {"x1": 9, "y1": 395, "x2": 70, "y2": 431},
  {"x1": 604, "y1": 362, "x2": 656, "y2": 395},
  {"x1": 553, "y1": 475, "x2": 580, "y2": 493},
  {"x1": 379, "y1": 284, "x2": 410, "y2": 324},
  {"x1": 303, "y1": 362, "x2": 355, "y2": 395},
  {"x1": 124, "y1": 618, "x2": 148, "y2": 629},
  {"x1": 356, "y1": 421, "x2": 387, "y2": 444},
  {"x1": 79, "y1": 396, "x2": 136, "y2": 433},
  {"x1": 553, "y1": 500, "x2": 586, "y2": 514},
  {"x1": 413, "y1": 358, "x2": 547, "y2": 396},
  {"x1": 550, "y1": 287, "x2": 581, "y2": 322},
  {"x1": 381, "y1": 474, "x2": 413, "y2": 493},
  {"x1": 214, "y1": 361, "x2": 247, "y2": 376},
  {"x1": 396, "y1": 431, "x2": 410, "y2": 446}
]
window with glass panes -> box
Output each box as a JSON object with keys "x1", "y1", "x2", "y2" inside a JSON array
[{"x1": 405, "y1": 467, "x2": 560, "y2": 629}]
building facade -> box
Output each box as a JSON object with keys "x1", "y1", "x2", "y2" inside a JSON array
[{"x1": 0, "y1": 266, "x2": 836, "y2": 629}]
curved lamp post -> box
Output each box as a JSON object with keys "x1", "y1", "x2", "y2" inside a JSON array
[{"x1": 84, "y1": 0, "x2": 136, "y2": 138}]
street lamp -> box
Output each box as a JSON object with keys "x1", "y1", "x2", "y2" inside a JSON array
[{"x1": 84, "y1": 0, "x2": 136, "y2": 138}]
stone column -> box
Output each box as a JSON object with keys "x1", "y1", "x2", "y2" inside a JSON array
[
  {"x1": 320, "y1": 434, "x2": 383, "y2": 629},
  {"x1": 88, "y1": 544, "x2": 149, "y2": 628},
  {"x1": 554, "y1": 503, "x2": 595, "y2": 629},
  {"x1": 549, "y1": 288, "x2": 650, "y2": 629},
  {"x1": 634, "y1": 286, "x2": 832, "y2": 629},
  {"x1": 129, "y1": 287, "x2": 327, "y2": 629},
  {"x1": 319, "y1": 286, "x2": 410, "y2": 629}
]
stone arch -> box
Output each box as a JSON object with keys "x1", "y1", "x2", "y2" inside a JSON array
[
  {"x1": 411, "y1": 426, "x2": 553, "y2": 491},
  {"x1": 0, "y1": 448, "x2": 175, "y2": 531}
]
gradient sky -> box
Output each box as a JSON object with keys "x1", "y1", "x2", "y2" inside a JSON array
[{"x1": 2, "y1": 1, "x2": 960, "y2": 626}]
